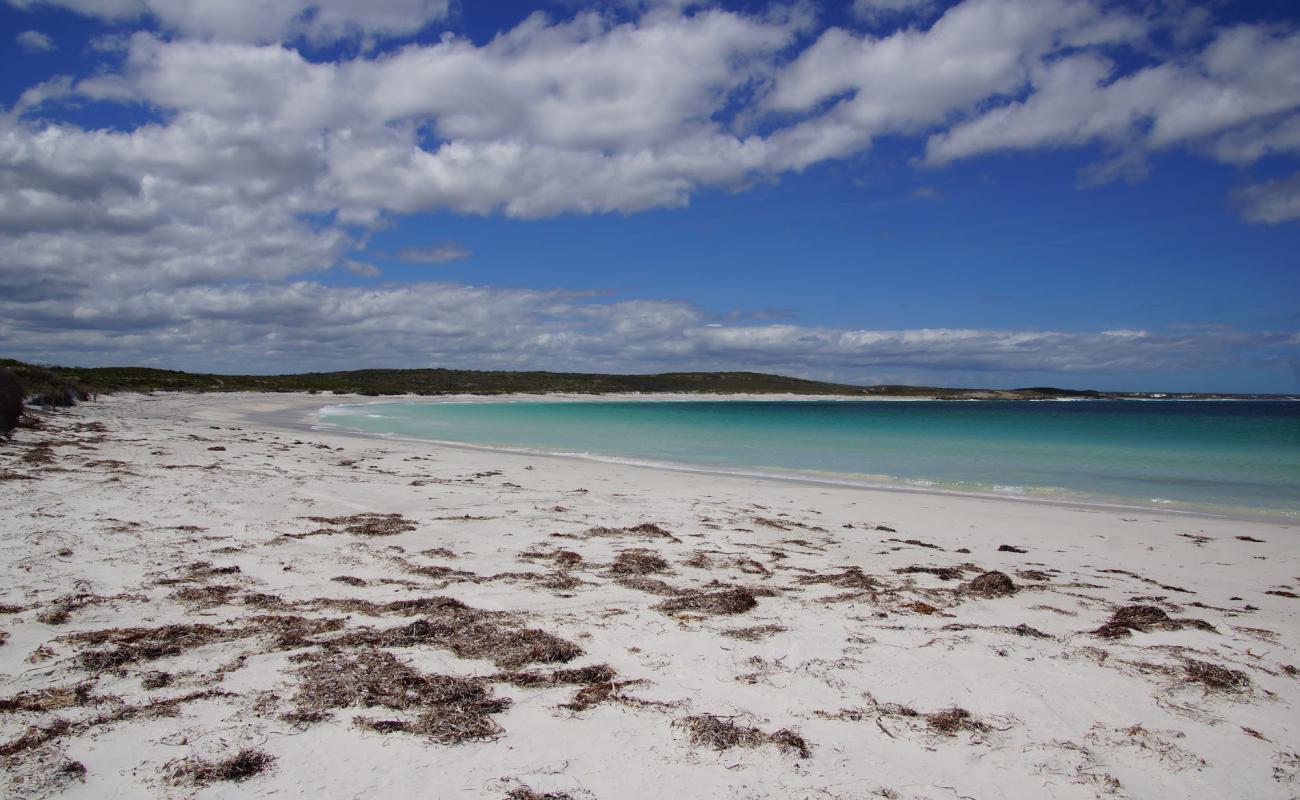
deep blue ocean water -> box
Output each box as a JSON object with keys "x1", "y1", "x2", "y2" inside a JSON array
[{"x1": 317, "y1": 399, "x2": 1299, "y2": 517}]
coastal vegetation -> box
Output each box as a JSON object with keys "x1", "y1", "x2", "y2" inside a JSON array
[{"x1": 1, "y1": 358, "x2": 1282, "y2": 403}]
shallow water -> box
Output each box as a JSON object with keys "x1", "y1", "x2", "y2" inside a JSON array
[{"x1": 318, "y1": 399, "x2": 1300, "y2": 517}]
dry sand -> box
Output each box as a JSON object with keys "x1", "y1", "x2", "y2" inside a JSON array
[{"x1": 1, "y1": 392, "x2": 1297, "y2": 799}]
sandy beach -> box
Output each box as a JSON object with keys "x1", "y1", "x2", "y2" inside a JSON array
[{"x1": 1, "y1": 392, "x2": 1297, "y2": 799}]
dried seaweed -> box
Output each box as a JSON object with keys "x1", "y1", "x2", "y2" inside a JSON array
[
  {"x1": 675, "y1": 714, "x2": 811, "y2": 759},
  {"x1": 656, "y1": 588, "x2": 757, "y2": 616},
  {"x1": 925, "y1": 707, "x2": 991, "y2": 736},
  {"x1": 1183, "y1": 659, "x2": 1250, "y2": 693},
  {"x1": 553, "y1": 523, "x2": 680, "y2": 543},
  {"x1": 292, "y1": 649, "x2": 510, "y2": 744},
  {"x1": 797, "y1": 567, "x2": 878, "y2": 590},
  {"x1": 302, "y1": 512, "x2": 417, "y2": 537},
  {"x1": 332, "y1": 615, "x2": 582, "y2": 670},
  {"x1": 894, "y1": 565, "x2": 964, "y2": 581},
  {"x1": 1092, "y1": 605, "x2": 1216, "y2": 639},
  {"x1": 961, "y1": 571, "x2": 1017, "y2": 598},
  {"x1": 505, "y1": 787, "x2": 577, "y2": 800},
  {"x1": 614, "y1": 576, "x2": 682, "y2": 596},
  {"x1": 608, "y1": 550, "x2": 670, "y2": 575},
  {"x1": 492, "y1": 664, "x2": 618, "y2": 687},
  {"x1": 168, "y1": 748, "x2": 275, "y2": 786},
  {"x1": 721, "y1": 624, "x2": 787, "y2": 641}
]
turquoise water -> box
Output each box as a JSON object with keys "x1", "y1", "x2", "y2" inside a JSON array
[{"x1": 317, "y1": 399, "x2": 1300, "y2": 517}]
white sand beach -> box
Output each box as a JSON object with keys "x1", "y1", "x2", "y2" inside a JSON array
[{"x1": 1, "y1": 392, "x2": 1297, "y2": 799}]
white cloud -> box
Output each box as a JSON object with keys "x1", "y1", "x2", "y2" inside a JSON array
[
  {"x1": 6, "y1": 0, "x2": 451, "y2": 43},
  {"x1": 16, "y1": 30, "x2": 55, "y2": 52},
  {"x1": 924, "y1": 24, "x2": 1300, "y2": 171},
  {"x1": 395, "y1": 243, "x2": 471, "y2": 264},
  {"x1": 0, "y1": 277, "x2": 1289, "y2": 379},
  {"x1": 850, "y1": 0, "x2": 935, "y2": 24},
  {"x1": 1234, "y1": 170, "x2": 1300, "y2": 224},
  {"x1": 1, "y1": 0, "x2": 1298, "y2": 378},
  {"x1": 764, "y1": 0, "x2": 1147, "y2": 169}
]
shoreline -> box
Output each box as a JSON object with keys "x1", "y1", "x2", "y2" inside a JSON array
[
  {"x1": 2, "y1": 392, "x2": 1297, "y2": 799},
  {"x1": 244, "y1": 392, "x2": 1297, "y2": 525}
]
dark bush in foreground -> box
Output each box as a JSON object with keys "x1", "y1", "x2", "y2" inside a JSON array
[{"x1": 0, "y1": 369, "x2": 21, "y2": 435}]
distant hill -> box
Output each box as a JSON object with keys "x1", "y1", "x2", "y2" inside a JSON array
[{"x1": 1, "y1": 359, "x2": 1291, "y2": 402}]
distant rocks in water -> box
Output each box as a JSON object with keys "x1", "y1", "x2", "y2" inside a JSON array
[{"x1": 962, "y1": 571, "x2": 1017, "y2": 598}]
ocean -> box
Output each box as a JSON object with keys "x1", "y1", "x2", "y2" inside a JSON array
[{"x1": 316, "y1": 399, "x2": 1300, "y2": 518}]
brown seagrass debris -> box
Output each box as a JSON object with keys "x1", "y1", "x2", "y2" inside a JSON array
[
  {"x1": 312, "y1": 595, "x2": 474, "y2": 617},
  {"x1": 1183, "y1": 659, "x2": 1250, "y2": 693},
  {"x1": 961, "y1": 571, "x2": 1017, "y2": 598},
  {"x1": 302, "y1": 512, "x2": 417, "y2": 537},
  {"x1": 894, "y1": 565, "x2": 965, "y2": 581},
  {"x1": 797, "y1": 566, "x2": 878, "y2": 590},
  {"x1": 941, "y1": 622, "x2": 1051, "y2": 638},
  {"x1": 66, "y1": 615, "x2": 346, "y2": 671},
  {"x1": 292, "y1": 649, "x2": 510, "y2": 744},
  {"x1": 35, "y1": 592, "x2": 127, "y2": 625},
  {"x1": 675, "y1": 714, "x2": 811, "y2": 759},
  {"x1": 722, "y1": 624, "x2": 787, "y2": 641},
  {"x1": 554, "y1": 523, "x2": 680, "y2": 543},
  {"x1": 1092, "y1": 605, "x2": 1216, "y2": 639},
  {"x1": 0, "y1": 691, "x2": 232, "y2": 759},
  {"x1": 0, "y1": 684, "x2": 103, "y2": 713},
  {"x1": 608, "y1": 549, "x2": 670, "y2": 575},
  {"x1": 506, "y1": 787, "x2": 577, "y2": 800},
  {"x1": 614, "y1": 576, "x2": 682, "y2": 595},
  {"x1": 493, "y1": 664, "x2": 617, "y2": 688},
  {"x1": 656, "y1": 588, "x2": 757, "y2": 616},
  {"x1": 168, "y1": 748, "x2": 275, "y2": 786},
  {"x1": 171, "y1": 584, "x2": 240, "y2": 609},
  {"x1": 69, "y1": 623, "x2": 234, "y2": 671},
  {"x1": 332, "y1": 616, "x2": 582, "y2": 670},
  {"x1": 924, "y1": 707, "x2": 991, "y2": 736},
  {"x1": 558, "y1": 678, "x2": 661, "y2": 712}
]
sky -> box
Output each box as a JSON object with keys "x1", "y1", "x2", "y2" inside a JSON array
[{"x1": 1, "y1": 0, "x2": 1298, "y2": 392}]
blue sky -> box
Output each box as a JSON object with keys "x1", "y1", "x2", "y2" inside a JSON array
[{"x1": 1, "y1": 0, "x2": 1298, "y2": 392}]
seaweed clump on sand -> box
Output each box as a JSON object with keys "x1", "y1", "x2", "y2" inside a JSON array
[
  {"x1": 924, "y1": 707, "x2": 991, "y2": 736},
  {"x1": 656, "y1": 588, "x2": 757, "y2": 616},
  {"x1": 330, "y1": 610, "x2": 583, "y2": 670},
  {"x1": 69, "y1": 623, "x2": 234, "y2": 672},
  {"x1": 1182, "y1": 659, "x2": 1250, "y2": 693},
  {"x1": 1092, "y1": 605, "x2": 1216, "y2": 639},
  {"x1": 961, "y1": 571, "x2": 1017, "y2": 598},
  {"x1": 608, "y1": 550, "x2": 670, "y2": 576},
  {"x1": 168, "y1": 749, "x2": 276, "y2": 786},
  {"x1": 303, "y1": 513, "x2": 417, "y2": 537},
  {"x1": 797, "y1": 567, "x2": 878, "y2": 590},
  {"x1": 506, "y1": 788, "x2": 577, "y2": 800},
  {"x1": 292, "y1": 649, "x2": 511, "y2": 744},
  {"x1": 675, "y1": 714, "x2": 811, "y2": 759}
]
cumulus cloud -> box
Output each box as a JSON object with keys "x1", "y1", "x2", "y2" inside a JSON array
[
  {"x1": 6, "y1": 0, "x2": 451, "y2": 43},
  {"x1": 0, "y1": 278, "x2": 1288, "y2": 379},
  {"x1": 1, "y1": 0, "x2": 1298, "y2": 377},
  {"x1": 1234, "y1": 170, "x2": 1300, "y2": 224},
  {"x1": 924, "y1": 24, "x2": 1300, "y2": 171},
  {"x1": 395, "y1": 243, "x2": 471, "y2": 264},
  {"x1": 15, "y1": 30, "x2": 55, "y2": 52},
  {"x1": 763, "y1": 0, "x2": 1147, "y2": 169},
  {"x1": 850, "y1": 0, "x2": 935, "y2": 24}
]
